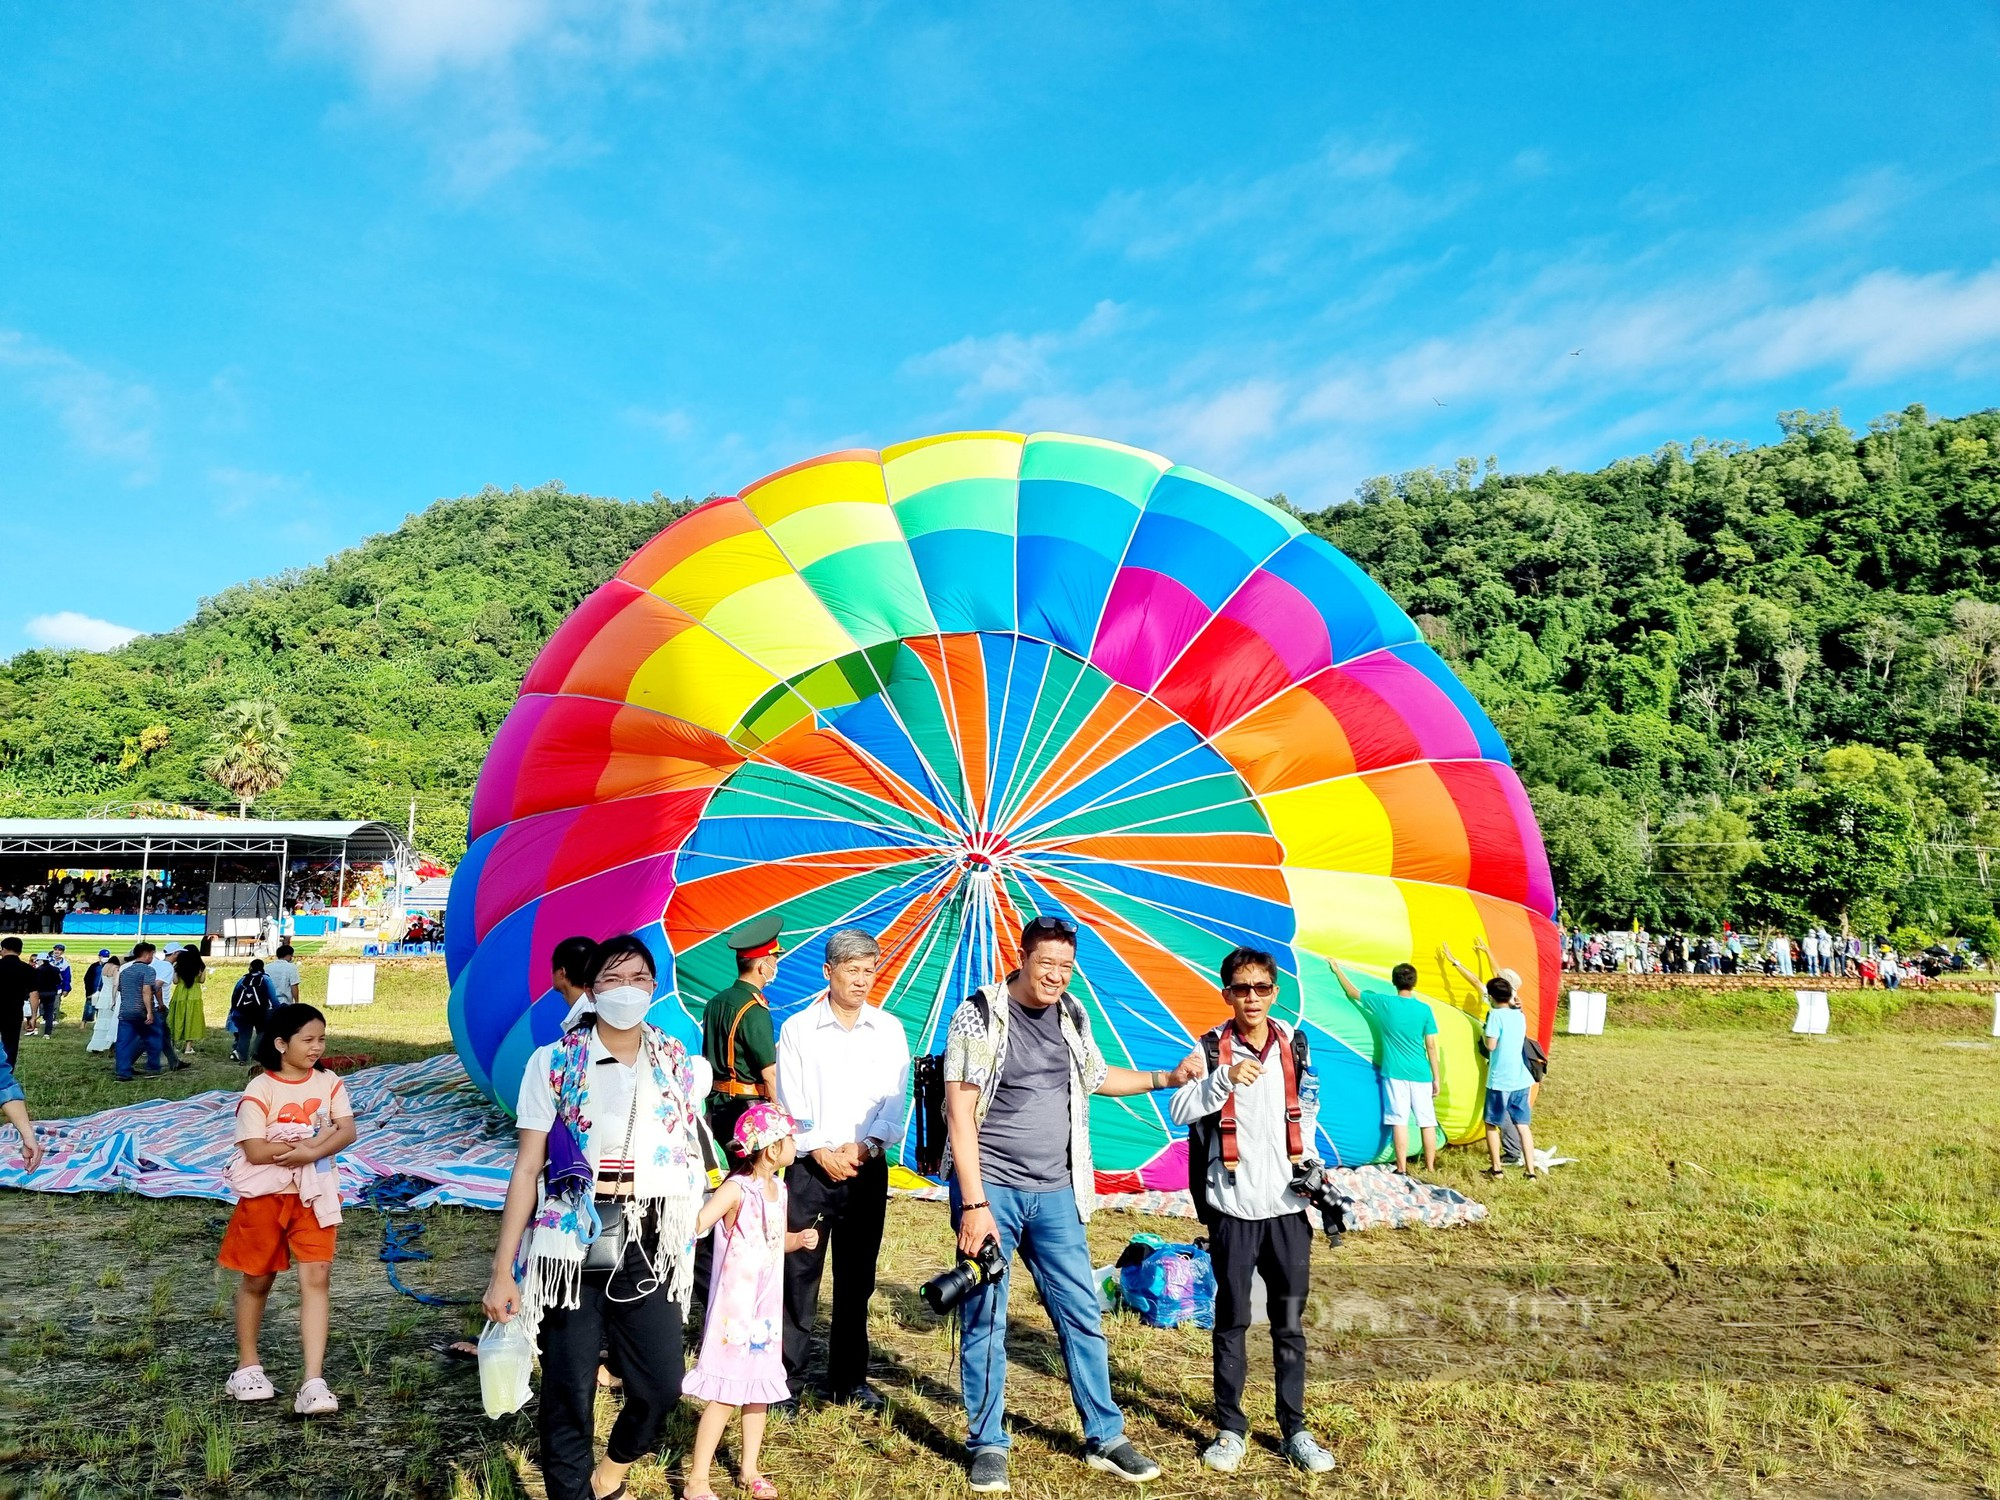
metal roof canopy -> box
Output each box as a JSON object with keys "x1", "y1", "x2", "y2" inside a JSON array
[{"x1": 0, "y1": 819, "x2": 409, "y2": 866}]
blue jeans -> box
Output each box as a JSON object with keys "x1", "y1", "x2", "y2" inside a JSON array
[
  {"x1": 951, "y1": 1182, "x2": 1123, "y2": 1455},
  {"x1": 114, "y1": 1015, "x2": 166, "y2": 1078}
]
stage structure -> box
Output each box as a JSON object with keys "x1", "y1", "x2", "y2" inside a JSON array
[{"x1": 0, "y1": 818, "x2": 410, "y2": 939}]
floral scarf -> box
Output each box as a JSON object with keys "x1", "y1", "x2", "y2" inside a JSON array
[{"x1": 518, "y1": 1023, "x2": 706, "y2": 1344}]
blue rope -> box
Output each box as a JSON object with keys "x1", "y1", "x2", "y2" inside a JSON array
[{"x1": 361, "y1": 1174, "x2": 478, "y2": 1307}]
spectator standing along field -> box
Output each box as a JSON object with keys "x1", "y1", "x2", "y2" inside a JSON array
[
  {"x1": 0, "y1": 938, "x2": 35, "y2": 1066},
  {"x1": 264, "y1": 945, "x2": 302, "y2": 1006}
]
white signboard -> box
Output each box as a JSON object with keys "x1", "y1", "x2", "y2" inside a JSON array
[
  {"x1": 326, "y1": 962, "x2": 377, "y2": 1007},
  {"x1": 1792, "y1": 990, "x2": 1830, "y2": 1035},
  {"x1": 1566, "y1": 990, "x2": 1607, "y2": 1035},
  {"x1": 1991, "y1": 992, "x2": 2000, "y2": 1039}
]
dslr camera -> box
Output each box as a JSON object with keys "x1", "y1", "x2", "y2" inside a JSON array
[
  {"x1": 922, "y1": 1233, "x2": 1006, "y2": 1315},
  {"x1": 1290, "y1": 1159, "x2": 1348, "y2": 1247}
]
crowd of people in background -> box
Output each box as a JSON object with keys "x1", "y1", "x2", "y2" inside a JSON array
[
  {"x1": 0, "y1": 877, "x2": 189, "y2": 930},
  {"x1": 0, "y1": 934, "x2": 304, "y2": 1078},
  {"x1": 1561, "y1": 925, "x2": 1973, "y2": 986},
  {"x1": 0, "y1": 864, "x2": 378, "y2": 933}
]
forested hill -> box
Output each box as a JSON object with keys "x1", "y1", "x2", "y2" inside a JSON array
[
  {"x1": 0, "y1": 489, "x2": 691, "y2": 856},
  {"x1": 1311, "y1": 404, "x2": 2000, "y2": 943},
  {"x1": 4, "y1": 406, "x2": 1999, "y2": 941}
]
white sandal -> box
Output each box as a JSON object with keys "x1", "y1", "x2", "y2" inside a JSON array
[
  {"x1": 294, "y1": 1378, "x2": 339, "y2": 1415},
  {"x1": 225, "y1": 1364, "x2": 276, "y2": 1402}
]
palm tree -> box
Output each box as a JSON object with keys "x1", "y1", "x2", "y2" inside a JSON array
[{"x1": 203, "y1": 699, "x2": 295, "y2": 817}]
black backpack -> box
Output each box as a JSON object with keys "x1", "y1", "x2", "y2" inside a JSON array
[
  {"x1": 1184, "y1": 1024, "x2": 1311, "y2": 1227},
  {"x1": 231, "y1": 973, "x2": 272, "y2": 1014},
  {"x1": 1523, "y1": 1036, "x2": 1549, "y2": 1083},
  {"x1": 911, "y1": 986, "x2": 1089, "y2": 1178}
]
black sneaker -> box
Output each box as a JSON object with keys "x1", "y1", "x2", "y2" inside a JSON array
[
  {"x1": 1084, "y1": 1439, "x2": 1160, "y2": 1483},
  {"x1": 967, "y1": 1448, "x2": 1009, "y2": 1493}
]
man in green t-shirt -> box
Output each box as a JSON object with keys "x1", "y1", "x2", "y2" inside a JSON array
[
  {"x1": 1329, "y1": 958, "x2": 1442, "y2": 1173},
  {"x1": 701, "y1": 913, "x2": 784, "y2": 1159}
]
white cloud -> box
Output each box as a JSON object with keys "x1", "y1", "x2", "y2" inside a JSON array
[
  {"x1": 626, "y1": 405, "x2": 696, "y2": 442},
  {"x1": 0, "y1": 331, "x2": 159, "y2": 481},
  {"x1": 1727, "y1": 266, "x2": 2000, "y2": 383},
  {"x1": 24, "y1": 612, "x2": 143, "y2": 653},
  {"x1": 294, "y1": 0, "x2": 557, "y2": 87},
  {"x1": 288, "y1": 0, "x2": 792, "y2": 89},
  {"x1": 1084, "y1": 136, "x2": 1456, "y2": 266},
  {"x1": 1797, "y1": 167, "x2": 1907, "y2": 240},
  {"x1": 933, "y1": 256, "x2": 2000, "y2": 511},
  {"x1": 904, "y1": 300, "x2": 1132, "y2": 401},
  {"x1": 286, "y1": 0, "x2": 814, "y2": 194},
  {"x1": 439, "y1": 122, "x2": 553, "y2": 195},
  {"x1": 207, "y1": 466, "x2": 306, "y2": 519}
]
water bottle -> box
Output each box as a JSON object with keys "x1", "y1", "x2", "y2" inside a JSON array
[
  {"x1": 478, "y1": 1318, "x2": 534, "y2": 1419},
  {"x1": 1297, "y1": 1065, "x2": 1320, "y2": 1122}
]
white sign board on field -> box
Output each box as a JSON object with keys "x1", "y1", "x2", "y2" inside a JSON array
[
  {"x1": 1566, "y1": 990, "x2": 1607, "y2": 1035},
  {"x1": 1991, "y1": 992, "x2": 2000, "y2": 1038},
  {"x1": 1791, "y1": 990, "x2": 1830, "y2": 1035},
  {"x1": 326, "y1": 962, "x2": 377, "y2": 1007}
]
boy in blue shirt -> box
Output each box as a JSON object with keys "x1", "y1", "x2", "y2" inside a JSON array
[{"x1": 1480, "y1": 976, "x2": 1539, "y2": 1180}]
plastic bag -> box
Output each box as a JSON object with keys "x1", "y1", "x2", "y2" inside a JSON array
[
  {"x1": 478, "y1": 1317, "x2": 534, "y2": 1419},
  {"x1": 1118, "y1": 1243, "x2": 1216, "y2": 1330}
]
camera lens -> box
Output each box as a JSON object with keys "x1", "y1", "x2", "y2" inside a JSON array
[{"x1": 921, "y1": 1263, "x2": 976, "y2": 1315}]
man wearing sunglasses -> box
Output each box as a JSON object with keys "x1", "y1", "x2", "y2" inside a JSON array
[
  {"x1": 941, "y1": 914, "x2": 1202, "y2": 1492},
  {"x1": 1169, "y1": 947, "x2": 1337, "y2": 1474}
]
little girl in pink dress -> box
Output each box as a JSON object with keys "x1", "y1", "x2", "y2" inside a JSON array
[{"x1": 683, "y1": 1102, "x2": 819, "y2": 1500}]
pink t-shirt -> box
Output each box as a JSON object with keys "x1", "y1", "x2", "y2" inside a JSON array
[{"x1": 235, "y1": 1069, "x2": 352, "y2": 1146}]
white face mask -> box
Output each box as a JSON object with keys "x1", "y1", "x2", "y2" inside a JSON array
[{"x1": 592, "y1": 984, "x2": 653, "y2": 1031}]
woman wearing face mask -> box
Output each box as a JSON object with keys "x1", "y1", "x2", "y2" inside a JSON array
[{"x1": 483, "y1": 934, "x2": 713, "y2": 1500}]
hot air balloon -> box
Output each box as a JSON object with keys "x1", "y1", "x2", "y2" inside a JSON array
[{"x1": 446, "y1": 432, "x2": 1558, "y2": 1188}]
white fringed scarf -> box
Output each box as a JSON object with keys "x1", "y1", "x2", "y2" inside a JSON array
[{"x1": 517, "y1": 1024, "x2": 706, "y2": 1347}]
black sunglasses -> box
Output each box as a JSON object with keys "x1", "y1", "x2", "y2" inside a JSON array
[
  {"x1": 1023, "y1": 915, "x2": 1078, "y2": 939},
  {"x1": 1224, "y1": 981, "x2": 1277, "y2": 999}
]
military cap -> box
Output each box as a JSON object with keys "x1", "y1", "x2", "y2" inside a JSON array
[{"x1": 724, "y1": 913, "x2": 784, "y2": 959}]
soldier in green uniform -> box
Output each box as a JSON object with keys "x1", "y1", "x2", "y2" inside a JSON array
[{"x1": 701, "y1": 913, "x2": 784, "y2": 1159}]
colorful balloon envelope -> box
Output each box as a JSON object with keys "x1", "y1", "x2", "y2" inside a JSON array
[{"x1": 447, "y1": 431, "x2": 1558, "y2": 1186}]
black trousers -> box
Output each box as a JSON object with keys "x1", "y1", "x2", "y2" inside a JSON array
[
  {"x1": 0, "y1": 1002, "x2": 18, "y2": 1067},
  {"x1": 1209, "y1": 1210, "x2": 1311, "y2": 1440},
  {"x1": 536, "y1": 1257, "x2": 685, "y2": 1500},
  {"x1": 783, "y1": 1151, "x2": 888, "y2": 1394}
]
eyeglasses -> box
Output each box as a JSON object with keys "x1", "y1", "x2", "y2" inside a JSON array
[
  {"x1": 1224, "y1": 982, "x2": 1277, "y2": 1000},
  {"x1": 1022, "y1": 915, "x2": 1077, "y2": 939}
]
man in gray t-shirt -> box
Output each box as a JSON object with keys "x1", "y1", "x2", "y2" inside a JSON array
[
  {"x1": 114, "y1": 944, "x2": 168, "y2": 1080},
  {"x1": 940, "y1": 916, "x2": 1202, "y2": 1493},
  {"x1": 975, "y1": 991, "x2": 1072, "y2": 1191}
]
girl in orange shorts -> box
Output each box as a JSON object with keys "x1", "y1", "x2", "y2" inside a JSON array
[{"x1": 218, "y1": 1003, "x2": 358, "y2": 1414}]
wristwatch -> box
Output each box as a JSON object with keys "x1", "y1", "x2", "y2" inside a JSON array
[{"x1": 861, "y1": 1140, "x2": 883, "y2": 1160}]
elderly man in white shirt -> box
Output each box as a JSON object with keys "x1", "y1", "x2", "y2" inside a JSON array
[{"x1": 774, "y1": 927, "x2": 910, "y2": 1413}]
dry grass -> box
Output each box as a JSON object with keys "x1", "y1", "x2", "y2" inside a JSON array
[{"x1": 0, "y1": 965, "x2": 1995, "y2": 1498}]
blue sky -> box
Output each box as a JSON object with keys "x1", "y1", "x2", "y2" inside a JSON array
[{"x1": 2, "y1": 1, "x2": 1997, "y2": 657}]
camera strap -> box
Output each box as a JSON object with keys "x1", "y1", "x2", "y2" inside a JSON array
[{"x1": 1216, "y1": 1022, "x2": 1303, "y2": 1172}]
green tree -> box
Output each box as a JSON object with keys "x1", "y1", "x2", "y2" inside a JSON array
[
  {"x1": 1654, "y1": 802, "x2": 1759, "y2": 928},
  {"x1": 203, "y1": 699, "x2": 296, "y2": 817},
  {"x1": 1527, "y1": 789, "x2": 1651, "y2": 926},
  {"x1": 1743, "y1": 784, "x2": 1915, "y2": 930}
]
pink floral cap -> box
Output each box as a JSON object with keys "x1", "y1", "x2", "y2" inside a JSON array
[{"x1": 732, "y1": 1100, "x2": 800, "y2": 1156}]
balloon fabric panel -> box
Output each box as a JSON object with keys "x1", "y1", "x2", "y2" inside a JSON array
[{"x1": 450, "y1": 431, "x2": 1557, "y2": 1179}]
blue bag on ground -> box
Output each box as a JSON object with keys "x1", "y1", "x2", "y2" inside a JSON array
[{"x1": 1118, "y1": 1242, "x2": 1216, "y2": 1329}]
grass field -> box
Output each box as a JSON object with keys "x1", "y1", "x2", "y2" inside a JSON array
[{"x1": 0, "y1": 961, "x2": 1995, "y2": 1499}]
